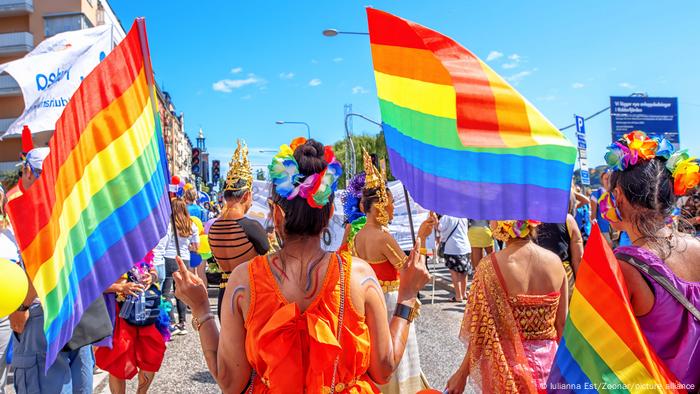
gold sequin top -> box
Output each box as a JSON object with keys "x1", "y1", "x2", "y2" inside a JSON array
[{"x1": 509, "y1": 293, "x2": 559, "y2": 340}]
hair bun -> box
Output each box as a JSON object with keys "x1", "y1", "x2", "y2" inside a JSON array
[{"x1": 294, "y1": 139, "x2": 326, "y2": 175}]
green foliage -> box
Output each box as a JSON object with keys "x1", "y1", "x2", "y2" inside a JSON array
[
  {"x1": 333, "y1": 132, "x2": 394, "y2": 189},
  {"x1": 0, "y1": 170, "x2": 20, "y2": 190},
  {"x1": 255, "y1": 168, "x2": 266, "y2": 181}
]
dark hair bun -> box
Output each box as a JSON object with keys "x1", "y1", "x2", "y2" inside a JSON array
[{"x1": 294, "y1": 139, "x2": 326, "y2": 176}]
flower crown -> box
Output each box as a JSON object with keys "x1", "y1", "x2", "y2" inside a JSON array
[
  {"x1": 604, "y1": 131, "x2": 699, "y2": 196},
  {"x1": 492, "y1": 220, "x2": 541, "y2": 242},
  {"x1": 342, "y1": 172, "x2": 366, "y2": 224},
  {"x1": 268, "y1": 137, "x2": 343, "y2": 209}
]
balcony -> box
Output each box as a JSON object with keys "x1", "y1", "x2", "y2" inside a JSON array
[
  {"x1": 0, "y1": 74, "x2": 20, "y2": 96},
  {"x1": 0, "y1": 31, "x2": 33, "y2": 56},
  {"x1": 0, "y1": 0, "x2": 32, "y2": 16},
  {"x1": 0, "y1": 117, "x2": 17, "y2": 134}
]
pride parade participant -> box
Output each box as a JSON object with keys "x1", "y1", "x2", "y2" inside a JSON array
[
  {"x1": 207, "y1": 140, "x2": 269, "y2": 318},
  {"x1": 601, "y1": 131, "x2": 700, "y2": 389},
  {"x1": 173, "y1": 138, "x2": 430, "y2": 393},
  {"x1": 352, "y1": 149, "x2": 436, "y2": 393},
  {"x1": 446, "y1": 220, "x2": 568, "y2": 394}
]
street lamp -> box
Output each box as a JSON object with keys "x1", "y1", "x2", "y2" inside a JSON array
[
  {"x1": 275, "y1": 120, "x2": 311, "y2": 139},
  {"x1": 322, "y1": 28, "x2": 369, "y2": 36},
  {"x1": 344, "y1": 113, "x2": 383, "y2": 177}
]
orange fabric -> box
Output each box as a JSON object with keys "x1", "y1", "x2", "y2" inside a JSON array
[
  {"x1": 366, "y1": 259, "x2": 398, "y2": 282},
  {"x1": 245, "y1": 253, "x2": 379, "y2": 393},
  {"x1": 510, "y1": 294, "x2": 559, "y2": 341},
  {"x1": 459, "y1": 256, "x2": 540, "y2": 393}
]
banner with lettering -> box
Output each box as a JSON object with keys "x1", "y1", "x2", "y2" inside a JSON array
[{"x1": 0, "y1": 25, "x2": 113, "y2": 138}]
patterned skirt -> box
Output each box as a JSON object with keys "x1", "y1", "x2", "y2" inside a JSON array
[{"x1": 379, "y1": 291, "x2": 429, "y2": 393}]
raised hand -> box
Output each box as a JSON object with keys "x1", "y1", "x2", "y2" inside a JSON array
[{"x1": 173, "y1": 255, "x2": 210, "y2": 316}]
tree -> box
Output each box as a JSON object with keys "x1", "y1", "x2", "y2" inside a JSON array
[
  {"x1": 333, "y1": 131, "x2": 394, "y2": 189},
  {"x1": 256, "y1": 168, "x2": 266, "y2": 181}
]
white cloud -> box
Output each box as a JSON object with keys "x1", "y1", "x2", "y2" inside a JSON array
[
  {"x1": 230, "y1": 67, "x2": 242, "y2": 74},
  {"x1": 572, "y1": 82, "x2": 585, "y2": 89},
  {"x1": 241, "y1": 94, "x2": 252, "y2": 100},
  {"x1": 502, "y1": 53, "x2": 523, "y2": 69},
  {"x1": 352, "y1": 86, "x2": 369, "y2": 94},
  {"x1": 618, "y1": 82, "x2": 636, "y2": 89},
  {"x1": 308, "y1": 78, "x2": 322, "y2": 87},
  {"x1": 506, "y1": 68, "x2": 537, "y2": 84},
  {"x1": 537, "y1": 95, "x2": 557, "y2": 102},
  {"x1": 486, "y1": 51, "x2": 503, "y2": 61},
  {"x1": 212, "y1": 75, "x2": 263, "y2": 93},
  {"x1": 279, "y1": 72, "x2": 295, "y2": 80},
  {"x1": 333, "y1": 57, "x2": 343, "y2": 63}
]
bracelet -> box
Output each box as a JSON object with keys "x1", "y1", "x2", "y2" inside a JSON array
[
  {"x1": 393, "y1": 301, "x2": 420, "y2": 323},
  {"x1": 192, "y1": 313, "x2": 215, "y2": 332},
  {"x1": 419, "y1": 247, "x2": 428, "y2": 256}
]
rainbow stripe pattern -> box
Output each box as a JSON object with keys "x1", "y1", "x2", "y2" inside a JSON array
[
  {"x1": 7, "y1": 19, "x2": 170, "y2": 369},
  {"x1": 366, "y1": 9, "x2": 576, "y2": 221},
  {"x1": 547, "y1": 225, "x2": 685, "y2": 393}
]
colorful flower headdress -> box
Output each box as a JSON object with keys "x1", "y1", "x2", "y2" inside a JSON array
[
  {"x1": 492, "y1": 220, "x2": 541, "y2": 242},
  {"x1": 342, "y1": 172, "x2": 366, "y2": 224},
  {"x1": 225, "y1": 139, "x2": 253, "y2": 192},
  {"x1": 604, "y1": 131, "x2": 699, "y2": 196},
  {"x1": 268, "y1": 137, "x2": 343, "y2": 209}
]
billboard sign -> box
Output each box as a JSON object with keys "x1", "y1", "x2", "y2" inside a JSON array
[
  {"x1": 610, "y1": 96, "x2": 679, "y2": 145},
  {"x1": 574, "y1": 115, "x2": 590, "y2": 185}
]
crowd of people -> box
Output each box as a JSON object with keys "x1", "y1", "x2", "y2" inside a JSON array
[{"x1": 0, "y1": 130, "x2": 698, "y2": 394}]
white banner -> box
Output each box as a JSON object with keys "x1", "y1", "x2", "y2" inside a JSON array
[
  {"x1": 245, "y1": 180, "x2": 435, "y2": 252},
  {"x1": 0, "y1": 25, "x2": 113, "y2": 138}
]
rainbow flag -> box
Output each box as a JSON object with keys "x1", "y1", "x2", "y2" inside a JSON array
[
  {"x1": 366, "y1": 9, "x2": 576, "y2": 221},
  {"x1": 7, "y1": 19, "x2": 170, "y2": 369},
  {"x1": 547, "y1": 225, "x2": 685, "y2": 393}
]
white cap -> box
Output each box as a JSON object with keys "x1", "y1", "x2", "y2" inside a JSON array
[{"x1": 22, "y1": 147, "x2": 50, "y2": 171}]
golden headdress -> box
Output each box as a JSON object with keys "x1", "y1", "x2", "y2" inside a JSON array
[
  {"x1": 225, "y1": 139, "x2": 252, "y2": 192},
  {"x1": 362, "y1": 148, "x2": 389, "y2": 226}
]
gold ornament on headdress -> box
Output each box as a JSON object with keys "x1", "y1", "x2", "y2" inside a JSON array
[
  {"x1": 362, "y1": 148, "x2": 390, "y2": 226},
  {"x1": 225, "y1": 139, "x2": 253, "y2": 192}
]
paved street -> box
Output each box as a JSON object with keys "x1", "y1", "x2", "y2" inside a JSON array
[{"x1": 89, "y1": 263, "x2": 472, "y2": 393}]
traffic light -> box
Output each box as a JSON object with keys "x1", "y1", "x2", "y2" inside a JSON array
[
  {"x1": 192, "y1": 148, "x2": 201, "y2": 176},
  {"x1": 212, "y1": 160, "x2": 220, "y2": 183}
]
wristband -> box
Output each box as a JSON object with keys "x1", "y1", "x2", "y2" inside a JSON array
[{"x1": 393, "y1": 301, "x2": 420, "y2": 323}]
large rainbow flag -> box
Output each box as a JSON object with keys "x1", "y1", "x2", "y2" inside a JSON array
[
  {"x1": 547, "y1": 225, "x2": 685, "y2": 393},
  {"x1": 7, "y1": 19, "x2": 171, "y2": 369},
  {"x1": 366, "y1": 9, "x2": 577, "y2": 222}
]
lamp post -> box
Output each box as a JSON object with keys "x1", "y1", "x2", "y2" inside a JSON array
[
  {"x1": 344, "y1": 112, "x2": 382, "y2": 178},
  {"x1": 322, "y1": 29, "x2": 369, "y2": 37},
  {"x1": 275, "y1": 120, "x2": 311, "y2": 139}
]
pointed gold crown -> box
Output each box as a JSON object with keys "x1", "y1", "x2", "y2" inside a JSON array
[
  {"x1": 363, "y1": 149, "x2": 385, "y2": 189},
  {"x1": 225, "y1": 139, "x2": 252, "y2": 192},
  {"x1": 362, "y1": 148, "x2": 389, "y2": 225}
]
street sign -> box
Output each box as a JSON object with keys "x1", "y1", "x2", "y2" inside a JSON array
[
  {"x1": 575, "y1": 114, "x2": 590, "y2": 185},
  {"x1": 610, "y1": 96, "x2": 679, "y2": 146},
  {"x1": 575, "y1": 115, "x2": 586, "y2": 134}
]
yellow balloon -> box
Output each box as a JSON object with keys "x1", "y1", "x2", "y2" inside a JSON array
[
  {"x1": 0, "y1": 258, "x2": 28, "y2": 318},
  {"x1": 198, "y1": 234, "x2": 211, "y2": 255},
  {"x1": 191, "y1": 217, "x2": 204, "y2": 234}
]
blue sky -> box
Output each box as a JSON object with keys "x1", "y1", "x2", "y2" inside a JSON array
[{"x1": 111, "y1": 1, "x2": 700, "y2": 173}]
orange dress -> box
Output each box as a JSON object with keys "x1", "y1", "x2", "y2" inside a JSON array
[{"x1": 244, "y1": 252, "x2": 379, "y2": 393}]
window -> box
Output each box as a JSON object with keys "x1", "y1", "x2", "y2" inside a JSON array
[{"x1": 44, "y1": 13, "x2": 93, "y2": 38}]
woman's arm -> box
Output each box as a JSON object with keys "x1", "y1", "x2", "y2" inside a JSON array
[
  {"x1": 566, "y1": 214, "x2": 584, "y2": 273},
  {"x1": 173, "y1": 257, "x2": 251, "y2": 392},
  {"x1": 556, "y1": 273, "x2": 569, "y2": 339},
  {"x1": 359, "y1": 240, "x2": 430, "y2": 384}
]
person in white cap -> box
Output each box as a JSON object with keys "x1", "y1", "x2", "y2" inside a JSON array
[{"x1": 18, "y1": 147, "x2": 50, "y2": 190}]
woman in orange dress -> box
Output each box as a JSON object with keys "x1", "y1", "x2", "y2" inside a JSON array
[
  {"x1": 446, "y1": 220, "x2": 569, "y2": 394},
  {"x1": 174, "y1": 138, "x2": 431, "y2": 393}
]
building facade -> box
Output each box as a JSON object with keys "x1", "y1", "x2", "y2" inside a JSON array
[
  {"x1": 157, "y1": 87, "x2": 192, "y2": 181},
  {"x1": 0, "y1": 0, "x2": 125, "y2": 169}
]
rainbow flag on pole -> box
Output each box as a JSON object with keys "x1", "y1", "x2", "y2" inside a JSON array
[
  {"x1": 547, "y1": 225, "x2": 685, "y2": 393},
  {"x1": 366, "y1": 9, "x2": 576, "y2": 221},
  {"x1": 7, "y1": 19, "x2": 170, "y2": 369}
]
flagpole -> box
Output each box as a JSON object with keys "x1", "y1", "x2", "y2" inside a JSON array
[{"x1": 136, "y1": 17, "x2": 181, "y2": 257}]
